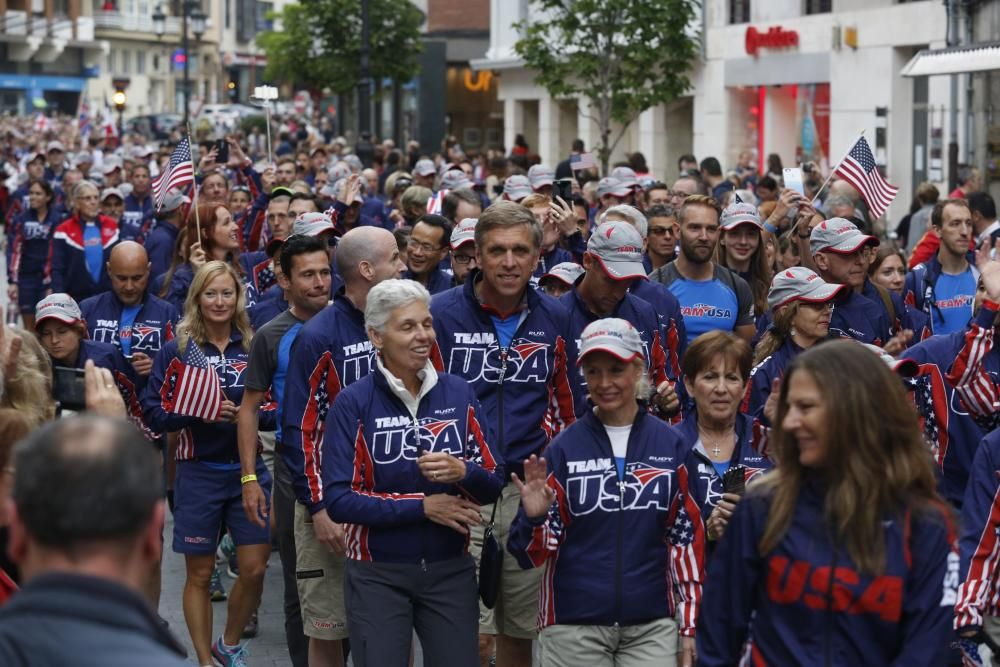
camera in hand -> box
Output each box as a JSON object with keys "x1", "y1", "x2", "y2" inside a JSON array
[
  {"x1": 555, "y1": 178, "x2": 575, "y2": 202},
  {"x1": 214, "y1": 139, "x2": 229, "y2": 164},
  {"x1": 52, "y1": 366, "x2": 87, "y2": 412}
]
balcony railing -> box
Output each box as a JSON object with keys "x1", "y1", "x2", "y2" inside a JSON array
[
  {"x1": 94, "y1": 10, "x2": 182, "y2": 35},
  {"x1": 0, "y1": 11, "x2": 97, "y2": 41}
]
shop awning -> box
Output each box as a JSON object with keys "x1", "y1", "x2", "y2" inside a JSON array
[{"x1": 901, "y1": 41, "x2": 1000, "y2": 77}]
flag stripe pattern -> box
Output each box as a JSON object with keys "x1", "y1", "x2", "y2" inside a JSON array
[
  {"x1": 151, "y1": 137, "x2": 194, "y2": 210},
  {"x1": 833, "y1": 136, "x2": 898, "y2": 219},
  {"x1": 164, "y1": 339, "x2": 223, "y2": 421}
]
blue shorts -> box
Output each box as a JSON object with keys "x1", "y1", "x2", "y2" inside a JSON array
[
  {"x1": 172, "y1": 459, "x2": 272, "y2": 555},
  {"x1": 16, "y1": 279, "x2": 45, "y2": 315}
]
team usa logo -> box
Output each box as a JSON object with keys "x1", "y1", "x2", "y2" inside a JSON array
[
  {"x1": 564, "y1": 458, "x2": 674, "y2": 516},
  {"x1": 93, "y1": 320, "x2": 167, "y2": 354},
  {"x1": 680, "y1": 303, "x2": 733, "y2": 319},
  {"x1": 448, "y1": 334, "x2": 551, "y2": 383},
  {"x1": 370, "y1": 415, "x2": 463, "y2": 464}
]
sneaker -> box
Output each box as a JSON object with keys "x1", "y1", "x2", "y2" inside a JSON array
[
  {"x1": 241, "y1": 610, "x2": 259, "y2": 638},
  {"x1": 211, "y1": 636, "x2": 250, "y2": 667},
  {"x1": 227, "y1": 551, "x2": 240, "y2": 579},
  {"x1": 216, "y1": 533, "x2": 236, "y2": 566},
  {"x1": 209, "y1": 566, "x2": 227, "y2": 602}
]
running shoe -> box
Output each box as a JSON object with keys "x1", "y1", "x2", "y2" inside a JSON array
[
  {"x1": 227, "y1": 551, "x2": 240, "y2": 579},
  {"x1": 209, "y1": 565, "x2": 227, "y2": 602},
  {"x1": 242, "y1": 610, "x2": 259, "y2": 638},
  {"x1": 211, "y1": 636, "x2": 250, "y2": 667},
  {"x1": 216, "y1": 533, "x2": 236, "y2": 566}
]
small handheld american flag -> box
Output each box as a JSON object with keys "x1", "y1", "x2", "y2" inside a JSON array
[
  {"x1": 832, "y1": 136, "x2": 898, "y2": 219},
  {"x1": 162, "y1": 338, "x2": 223, "y2": 421},
  {"x1": 152, "y1": 137, "x2": 195, "y2": 211},
  {"x1": 570, "y1": 152, "x2": 597, "y2": 171}
]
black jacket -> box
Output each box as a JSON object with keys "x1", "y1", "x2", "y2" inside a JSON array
[{"x1": 0, "y1": 572, "x2": 188, "y2": 666}]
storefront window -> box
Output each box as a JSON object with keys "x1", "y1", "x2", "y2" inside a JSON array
[{"x1": 728, "y1": 83, "x2": 829, "y2": 174}]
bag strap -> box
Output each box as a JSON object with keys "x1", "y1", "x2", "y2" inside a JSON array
[{"x1": 486, "y1": 491, "x2": 502, "y2": 527}]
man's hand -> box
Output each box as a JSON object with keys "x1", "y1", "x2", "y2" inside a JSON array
[
  {"x1": 981, "y1": 261, "x2": 1000, "y2": 302},
  {"x1": 338, "y1": 174, "x2": 361, "y2": 206},
  {"x1": 226, "y1": 136, "x2": 249, "y2": 168},
  {"x1": 422, "y1": 494, "x2": 483, "y2": 535},
  {"x1": 130, "y1": 351, "x2": 153, "y2": 376},
  {"x1": 198, "y1": 146, "x2": 219, "y2": 174},
  {"x1": 242, "y1": 481, "x2": 269, "y2": 528},
  {"x1": 312, "y1": 510, "x2": 347, "y2": 556},
  {"x1": 83, "y1": 359, "x2": 126, "y2": 418},
  {"x1": 883, "y1": 329, "x2": 914, "y2": 356},
  {"x1": 654, "y1": 380, "x2": 680, "y2": 416}
]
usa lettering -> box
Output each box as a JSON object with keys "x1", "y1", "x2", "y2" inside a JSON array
[
  {"x1": 370, "y1": 417, "x2": 463, "y2": 464},
  {"x1": 340, "y1": 345, "x2": 375, "y2": 384},
  {"x1": 566, "y1": 464, "x2": 674, "y2": 516},
  {"x1": 766, "y1": 556, "x2": 903, "y2": 622},
  {"x1": 448, "y1": 337, "x2": 550, "y2": 383}
]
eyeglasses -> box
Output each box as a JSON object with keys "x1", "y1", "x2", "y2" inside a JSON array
[
  {"x1": 799, "y1": 301, "x2": 834, "y2": 311},
  {"x1": 453, "y1": 253, "x2": 476, "y2": 264},
  {"x1": 407, "y1": 238, "x2": 444, "y2": 253},
  {"x1": 648, "y1": 226, "x2": 675, "y2": 236}
]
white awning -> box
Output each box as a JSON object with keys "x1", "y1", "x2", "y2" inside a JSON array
[{"x1": 901, "y1": 42, "x2": 1000, "y2": 77}]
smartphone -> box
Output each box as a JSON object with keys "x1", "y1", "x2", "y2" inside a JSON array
[
  {"x1": 52, "y1": 365, "x2": 87, "y2": 412},
  {"x1": 783, "y1": 168, "x2": 805, "y2": 196},
  {"x1": 214, "y1": 139, "x2": 229, "y2": 164},
  {"x1": 554, "y1": 178, "x2": 574, "y2": 202},
  {"x1": 722, "y1": 464, "x2": 746, "y2": 496}
]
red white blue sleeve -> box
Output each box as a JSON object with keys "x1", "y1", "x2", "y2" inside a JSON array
[
  {"x1": 956, "y1": 437, "x2": 1000, "y2": 632},
  {"x1": 455, "y1": 401, "x2": 504, "y2": 505},
  {"x1": 667, "y1": 464, "x2": 706, "y2": 638},
  {"x1": 506, "y1": 446, "x2": 571, "y2": 571},
  {"x1": 947, "y1": 300, "x2": 1000, "y2": 425}
]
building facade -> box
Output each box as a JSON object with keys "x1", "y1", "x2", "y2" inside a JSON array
[{"x1": 477, "y1": 0, "x2": 978, "y2": 223}]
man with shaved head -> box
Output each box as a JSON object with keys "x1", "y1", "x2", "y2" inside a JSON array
[
  {"x1": 279, "y1": 226, "x2": 405, "y2": 667},
  {"x1": 79, "y1": 241, "x2": 180, "y2": 378}
]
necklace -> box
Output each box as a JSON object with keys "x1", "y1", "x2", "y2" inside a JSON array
[{"x1": 699, "y1": 426, "x2": 735, "y2": 459}]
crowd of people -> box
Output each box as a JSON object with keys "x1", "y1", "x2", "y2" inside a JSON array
[{"x1": 1, "y1": 109, "x2": 1000, "y2": 667}]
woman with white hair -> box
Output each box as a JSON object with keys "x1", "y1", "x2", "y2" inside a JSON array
[
  {"x1": 507, "y1": 318, "x2": 704, "y2": 667},
  {"x1": 322, "y1": 278, "x2": 504, "y2": 667}
]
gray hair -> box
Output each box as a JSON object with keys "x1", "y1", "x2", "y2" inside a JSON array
[
  {"x1": 365, "y1": 279, "x2": 432, "y2": 333},
  {"x1": 72, "y1": 180, "x2": 99, "y2": 200},
  {"x1": 599, "y1": 204, "x2": 648, "y2": 239},
  {"x1": 825, "y1": 194, "x2": 853, "y2": 210}
]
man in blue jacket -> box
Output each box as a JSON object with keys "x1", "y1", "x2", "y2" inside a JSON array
[
  {"x1": 80, "y1": 241, "x2": 179, "y2": 383},
  {"x1": 145, "y1": 191, "x2": 189, "y2": 281},
  {"x1": 0, "y1": 416, "x2": 188, "y2": 666},
  {"x1": 120, "y1": 164, "x2": 155, "y2": 243},
  {"x1": 430, "y1": 200, "x2": 582, "y2": 667}
]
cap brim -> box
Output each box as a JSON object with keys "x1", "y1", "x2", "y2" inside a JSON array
[
  {"x1": 35, "y1": 313, "x2": 79, "y2": 329},
  {"x1": 771, "y1": 283, "x2": 846, "y2": 311},
  {"x1": 721, "y1": 218, "x2": 763, "y2": 231},
  {"x1": 822, "y1": 235, "x2": 880, "y2": 254},
  {"x1": 450, "y1": 237, "x2": 476, "y2": 250},
  {"x1": 594, "y1": 256, "x2": 647, "y2": 281},
  {"x1": 577, "y1": 344, "x2": 642, "y2": 366},
  {"x1": 540, "y1": 272, "x2": 575, "y2": 286},
  {"x1": 531, "y1": 179, "x2": 554, "y2": 189}
]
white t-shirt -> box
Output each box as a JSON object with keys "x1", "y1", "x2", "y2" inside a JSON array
[{"x1": 604, "y1": 423, "x2": 631, "y2": 478}]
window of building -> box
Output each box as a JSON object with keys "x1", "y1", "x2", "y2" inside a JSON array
[
  {"x1": 729, "y1": 0, "x2": 750, "y2": 24},
  {"x1": 136, "y1": 50, "x2": 145, "y2": 74},
  {"x1": 107, "y1": 48, "x2": 115, "y2": 72},
  {"x1": 804, "y1": 0, "x2": 831, "y2": 14},
  {"x1": 121, "y1": 48, "x2": 130, "y2": 74},
  {"x1": 225, "y1": 0, "x2": 230, "y2": 29}
]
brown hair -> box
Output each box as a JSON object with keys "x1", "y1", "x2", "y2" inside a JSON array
[
  {"x1": 868, "y1": 244, "x2": 906, "y2": 278},
  {"x1": 475, "y1": 200, "x2": 543, "y2": 249},
  {"x1": 519, "y1": 193, "x2": 551, "y2": 210},
  {"x1": 757, "y1": 340, "x2": 947, "y2": 575},
  {"x1": 681, "y1": 330, "x2": 752, "y2": 383},
  {"x1": 931, "y1": 198, "x2": 971, "y2": 227},
  {"x1": 717, "y1": 225, "x2": 772, "y2": 316},
  {"x1": 677, "y1": 194, "x2": 722, "y2": 227},
  {"x1": 754, "y1": 301, "x2": 800, "y2": 365},
  {"x1": 159, "y1": 204, "x2": 243, "y2": 299}
]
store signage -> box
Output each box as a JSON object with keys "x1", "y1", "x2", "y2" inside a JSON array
[{"x1": 745, "y1": 26, "x2": 799, "y2": 57}]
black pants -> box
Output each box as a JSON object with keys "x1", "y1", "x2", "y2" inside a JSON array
[
  {"x1": 273, "y1": 453, "x2": 308, "y2": 667},
  {"x1": 344, "y1": 555, "x2": 480, "y2": 667}
]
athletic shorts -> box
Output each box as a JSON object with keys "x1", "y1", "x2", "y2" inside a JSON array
[
  {"x1": 469, "y1": 482, "x2": 543, "y2": 638},
  {"x1": 16, "y1": 278, "x2": 45, "y2": 315},
  {"x1": 172, "y1": 459, "x2": 272, "y2": 555},
  {"x1": 294, "y1": 503, "x2": 348, "y2": 640},
  {"x1": 538, "y1": 617, "x2": 679, "y2": 667}
]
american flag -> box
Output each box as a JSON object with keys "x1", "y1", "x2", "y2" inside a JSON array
[
  {"x1": 33, "y1": 113, "x2": 51, "y2": 133},
  {"x1": 668, "y1": 497, "x2": 695, "y2": 546},
  {"x1": 163, "y1": 339, "x2": 223, "y2": 420},
  {"x1": 151, "y1": 137, "x2": 194, "y2": 210},
  {"x1": 833, "y1": 136, "x2": 898, "y2": 219},
  {"x1": 78, "y1": 98, "x2": 92, "y2": 139},
  {"x1": 570, "y1": 152, "x2": 597, "y2": 171},
  {"x1": 101, "y1": 98, "x2": 117, "y2": 140}
]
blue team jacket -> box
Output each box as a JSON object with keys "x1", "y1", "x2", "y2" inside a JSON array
[
  {"x1": 506, "y1": 408, "x2": 705, "y2": 635},
  {"x1": 80, "y1": 290, "x2": 179, "y2": 361},
  {"x1": 403, "y1": 266, "x2": 454, "y2": 296},
  {"x1": 144, "y1": 221, "x2": 181, "y2": 281},
  {"x1": 120, "y1": 193, "x2": 154, "y2": 242},
  {"x1": 956, "y1": 429, "x2": 1000, "y2": 631},
  {"x1": 907, "y1": 329, "x2": 990, "y2": 507},
  {"x1": 430, "y1": 275, "x2": 582, "y2": 479},
  {"x1": 7, "y1": 207, "x2": 61, "y2": 287},
  {"x1": 745, "y1": 337, "x2": 804, "y2": 421},
  {"x1": 281, "y1": 294, "x2": 373, "y2": 515},
  {"x1": 698, "y1": 478, "x2": 959, "y2": 666},
  {"x1": 49, "y1": 214, "x2": 119, "y2": 303},
  {"x1": 142, "y1": 331, "x2": 273, "y2": 461},
  {"x1": 828, "y1": 287, "x2": 891, "y2": 346},
  {"x1": 630, "y1": 279, "x2": 687, "y2": 365},
  {"x1": 323, "y1": 366, "x2": 504, "y2": 563}
]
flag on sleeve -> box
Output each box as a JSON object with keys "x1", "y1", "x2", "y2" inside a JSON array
[
  {"x1": 161, "y1": 338, "x2": 223, "y2": 420},
  {"x1": 570, "y1": 152, "x2": 597, "y2": 171},
  {"x1": 151, "y1": 137, "x2": 194, "y2": 210},
  {"x1": 832, "y1": 136, "x2": 898, "y2": 219}
]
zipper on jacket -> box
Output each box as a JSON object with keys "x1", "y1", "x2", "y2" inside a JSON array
[
  {"x1": 615, "y1": 476, "x2": 625, "y2": 623},
  {"x1": 497, "y1": 347, "x2": 508, "y2": 450}
]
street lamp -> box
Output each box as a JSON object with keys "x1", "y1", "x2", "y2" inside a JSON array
[
  {"x1": 112, "y1": 90, "x2": 126, "y2": 139},
  {"x1": 151, "y1": 1, "x2": 205, "y2": 129}
]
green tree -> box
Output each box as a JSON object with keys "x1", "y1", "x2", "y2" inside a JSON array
[
  {"x1": 257, "y1": 0, "x2": 423, "y2": 94},
  {"x1": 514, "y1": 0, "x2": 700, "y2": 174}
]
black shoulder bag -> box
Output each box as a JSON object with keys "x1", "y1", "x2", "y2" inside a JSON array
[{"x1": 478, "y1": 494, "x2": 503, "y2": 609}]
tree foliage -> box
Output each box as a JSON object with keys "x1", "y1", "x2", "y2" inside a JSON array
[
  {"x1": 514, "y1": 0, "x2": 700, "y2": 173},
  {"x1": 257, "y1": 0, "x2": 424, "y2": 93}
]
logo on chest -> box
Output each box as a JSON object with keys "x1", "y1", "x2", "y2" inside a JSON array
[{"x1": 370, "y1": 416, "x2": 463, "y2": 464}]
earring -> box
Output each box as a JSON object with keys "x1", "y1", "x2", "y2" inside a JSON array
[{"x1": 790, "y1": 326, "x2": 797, "y2": 337}]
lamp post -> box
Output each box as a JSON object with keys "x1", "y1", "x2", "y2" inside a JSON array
[
  {"x1": 152, "y1": 1, "x2": 205, "y2": 129},
  {"x1": 111, "y1": 90, "x2": 126, "y2": 139}
]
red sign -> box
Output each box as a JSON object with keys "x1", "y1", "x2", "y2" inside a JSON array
[{"x1": 745, "y1": 26, "x2": 799, "y2": 57}]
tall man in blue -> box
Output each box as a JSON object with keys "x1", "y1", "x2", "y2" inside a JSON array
[
  {"x1": 648, "y1": 194, "x2": 755, "y2": 345},
  {"x1": 904, "y1": 198, "x2": 978, "y2": 335},
  {"x1": 237, "y1": 234, "x2": 333, "y2": 667},
  {"x1": 80, "y1": 241, "x2": 179, "y2": 383},
  {"x1": 120, "y1": 164, "x2": 154, "y2": 242},
  {"x1": 430, "y1": 200, "x2": 581, "y2": 667},
  {"x1": 281, "y1": 226, "x2": 406, "y2": 667}
]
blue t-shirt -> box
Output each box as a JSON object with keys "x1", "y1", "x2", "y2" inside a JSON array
[
  {"x1": 83, "y1": 222, "x2": 103, "y2": 283},
  {"x1": 932, "y1": 268, "x2": 976, "y2": 335},
  {"x1": 118, "y1": 303, "x2": 142, "y2": 357},
  {"x1": 652, "y1": 264, "x2": 755, "y2": 346},
  {"x1": 491, "y1": 313, "x2": 520, "y2": 349},
  {"x1": 711, "y1": 460, "x2": 730, "y2": 479}
]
